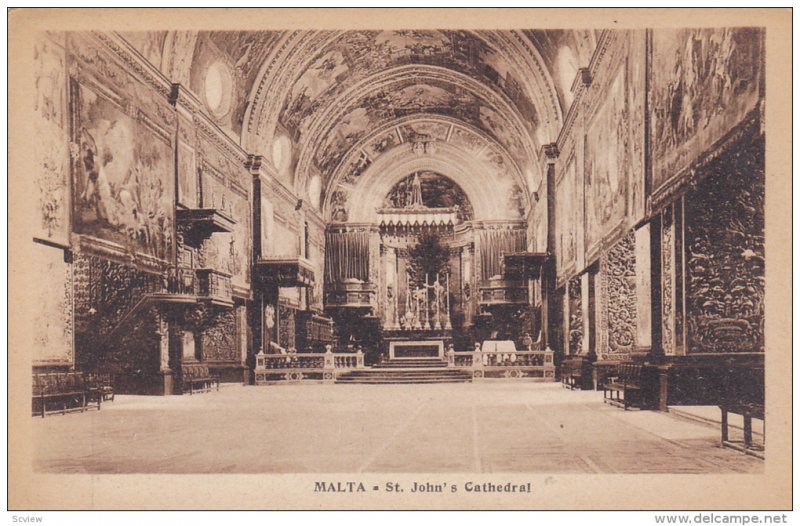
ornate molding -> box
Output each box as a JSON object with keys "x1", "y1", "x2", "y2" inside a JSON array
[
  {"x1": 94, "y1": 31, "x2": 173, "y2": 98},
  {"x1": 294, "y1": 64, "x2": 539, "y2": 188},
  {"x1": 324, "y1": 113, "x2": 525, "y2": 210}
]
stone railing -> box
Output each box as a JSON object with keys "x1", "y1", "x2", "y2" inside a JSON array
[
  {"x1": 448, "y1": 348, "x2": 556, "y2": 381},
  {"x1": 254, "y1": 348, "x2": 365, "y2": 384}
]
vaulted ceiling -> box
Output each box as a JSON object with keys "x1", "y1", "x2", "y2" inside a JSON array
[{"x1": 121, "y1": 29, "x2": 598, "y2": 218}]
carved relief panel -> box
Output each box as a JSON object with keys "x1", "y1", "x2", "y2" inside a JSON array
[
  {"x1": 684, "y1": 138, "x2": 765, "y2": 353},
  {"x1": 567, "y1": 275, "x2": 583, "y2": 355},
  {"x1": 598, "y1": 231, "x2": 637, "y2": 359}
]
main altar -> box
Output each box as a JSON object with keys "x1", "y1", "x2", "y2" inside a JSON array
[{"x1": 324, "y1": 170, "x2": 537, "y2": 364}]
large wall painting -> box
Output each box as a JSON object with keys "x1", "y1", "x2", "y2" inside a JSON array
[
  {"x1": 231, "y1": 194, "x2": 251, "y2": 287},
  {"x1": 34, "y1": 34, "x2": 70, "y2": 244},
  {"x1": 177, "y1": 141, "x2": 198, "y2": 209},
  {"x1": 649, "y1": 28, "x2": 764, "y2": 194},
  {"x1": 72, "y1": 83, "x2": 174, "y2": 262},
  {"x1": 32, "y1": 243, "x2": 74, "y2": 365},
  {"x1": 584, "y1": 63, "x2": 629, "y2": 258},
  {"x1": 555, "y1": 155, "x2": 578, "y2": 276}
]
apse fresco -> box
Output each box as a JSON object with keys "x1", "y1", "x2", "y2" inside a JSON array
[
  {"x1": 73, "y1": 84, "x2": 174, "y2": 261},
  {"x1": 385, "y1": 171, "x2": 474, "y2": 221},
  {"x1": 398, "y1": 120, "x2": 450, "y2": 143},
  {"x1": 650, "y1": 28, "x2": 764, "y2": 193},
  {"x1": 584, "y1": 65, "x2": 628, "y2": 256},
  {"x1": 449, "y1": 125, "x2": 486, "y2": 154}
]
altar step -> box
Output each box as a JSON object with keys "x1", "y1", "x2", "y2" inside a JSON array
[
  {"x1": 375, "y1": 358, "x2": 448, "y2": 369},
  {"x1": 335, "y1": 368, "x2": 472, "y2": 384}
]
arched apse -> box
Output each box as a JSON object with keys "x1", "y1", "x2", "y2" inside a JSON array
[{"x1": 328, "y1": 142, "x2": 528, "y2": 223}]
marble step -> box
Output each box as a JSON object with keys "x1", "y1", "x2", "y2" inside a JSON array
[
  {"x1": 335, "y1": 368, "x2": 472, "y2": 384},
  {"x1": 335, "y1": 377, "x2": 471, "y2": 384}
]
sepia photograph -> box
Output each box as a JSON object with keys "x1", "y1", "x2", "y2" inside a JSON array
[{"x1": 7, "y1": 7, "x2": 792, "y2": 513}]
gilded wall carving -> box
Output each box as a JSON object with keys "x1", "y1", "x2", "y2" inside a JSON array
[
  {"x1": 661, "y1": 208, "x2": 676, "y2": 355},
  {"x1": 73, "y1": 254, "x2": 161, "y2": 370},
  {"x1": 200, "y1": 309, "x2": 238, "y2": 362},
  {"x1": 603, "y1": 232, "x2": 637, "y2": 355},
  {"x1": 278, "y1": 305, "x2": 296, "y2": 350},
  {"x1": 567, "y1": 276, "x2": 583, "y2": 355},
  {"x1": 685, "y1": 138, "x2": 764, "y2": 353}
]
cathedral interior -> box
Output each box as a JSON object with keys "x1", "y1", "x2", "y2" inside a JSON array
[{"x1": 29, "y1": 28, "x2": 766, "y2": 461}]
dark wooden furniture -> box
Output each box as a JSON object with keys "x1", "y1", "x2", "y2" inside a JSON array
[
  {"x1": 720, "y1": 402, "x2": 764, "y2": 459},
  {"x1": 561, "y1": 357, "x2": 593, "y2": 390},
  {"x1": 86, "y1": 373, "x2": 115, "y2": 402},
  {"x1": 180, "y1": 363, "x2": 219, "y2": 394},
  {"x1": 32, "y1": 372, "x2": 102, "y2": 417},
  {"x1": 603, "y1": 363, "x2": 657, "y2": 410},
  {"x1": 591, "y1": 360, "x2": 621, "y2": 391},
  {"x1": 719, "y1": 365, "x2": 764, "y2": 458},
  {"x1": 295, "y1": 311, "x2": 335, "y2": 353}
]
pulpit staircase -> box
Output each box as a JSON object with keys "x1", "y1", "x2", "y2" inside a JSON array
[{"x1": 334, "y1": 357, "x2": 472, "y2": 384}]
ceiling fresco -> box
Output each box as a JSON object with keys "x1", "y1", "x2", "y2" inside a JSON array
[
  {"x1": 280, "y1": 31, "x2": 541, "y2": 140},
  {"x1": 189, "y1": 31, "x2": 283, "y2": 137},
  {"x1": 523, "y1": 30, "x2": 598, "y2": 111},
  {"x1": 123, "y1": 29, "x2": 598, "y2": 209}
]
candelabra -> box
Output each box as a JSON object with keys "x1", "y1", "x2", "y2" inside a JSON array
[{"x1": 444, "y1": 272, "x2": 452, "y2": 330}]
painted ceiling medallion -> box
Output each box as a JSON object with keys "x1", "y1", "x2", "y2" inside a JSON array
[{"x1": 204, "y1": 61, "x2": 233, "y2": 119}]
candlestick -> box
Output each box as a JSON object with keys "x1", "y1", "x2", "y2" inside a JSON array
[
  {"x1": 424, "y1": 276, "x2": 431, "y2": 330},
  {"x1": 444, "y1": 272, "x2": 452, "y2": 330}
]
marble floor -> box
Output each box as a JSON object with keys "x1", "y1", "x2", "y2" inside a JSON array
[{"x1": 32, "y1": 382, "x2": 763, "y2": 474}]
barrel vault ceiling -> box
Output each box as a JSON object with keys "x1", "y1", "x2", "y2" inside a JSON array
[{"x1": 120, "y1": 29, "x2": 598, "y2": 216}]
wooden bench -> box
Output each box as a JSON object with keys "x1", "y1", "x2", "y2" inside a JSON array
[
  {"x1": 561, "y1": 357, "x2": 593, "y2": 390},
  {"x1": 720, "y1": 402, "x2": 764, "y2": 459},
  {"x1": 181, "y1": 363, "x2": 219, "y2": 395},
  {"x1": 719, "y1": 366, "x2": 764, "y2": 458},
  {"x1": 32, "y1": 372, "x2": 102, "y2": 418},
  {"x1": 603, "y1": 363, "x2": 656, "y2": 410},
  {"x1": 85, "y1": 373, "x2": 115, "y2": 402}
]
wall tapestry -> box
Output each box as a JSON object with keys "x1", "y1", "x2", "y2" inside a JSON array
[
  {"x1": 650, "y1": 28, "x2": 764, "y2": 193},
  {"x1": 584, "y1": 63, "x2": 628, "y2": 257},
  {"x1": 72, "y1": 83, "x2": 174, "y2": 261}
]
